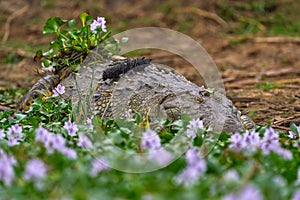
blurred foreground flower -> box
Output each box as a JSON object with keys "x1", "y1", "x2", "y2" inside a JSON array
[
  {"x1": 0, "y1": 150, "x2": 17, "y2": 186},
  {"x1": 175, "y1": 147, "x2": 206, "y2": 186},
  {"x1": 222, "y1": 184, "x2": 263, "y2": 200},
  {"x1": 77, "y1": 133, "x2": 93, "y2": 149},
  {"x1": 141, "y1": 129, "x2": 161, "y2": 151},
  {"x1": 0, "y1": 129, "x2": 4, "y2": 140},
  {"x1": 23, "y1": 158, "x2": 47, "y2": 181},
  {"x1": 90, "y1": 157, "x2": 109, "y2": 177},
  {"x1": 35, "y1": 126, "x2": 77, "y2": 159},
  {"x1": 292, "y1": 189, "x2": 300, "y2": 200},
  {"x1": 148, "y1": 148, "x2": 173, "y2": 166}
]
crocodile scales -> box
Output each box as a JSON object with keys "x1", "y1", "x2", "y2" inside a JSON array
[{"x1": 19, "y1": 51, "x2": 253, "y2": 133}]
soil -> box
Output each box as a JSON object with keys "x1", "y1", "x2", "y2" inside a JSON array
[{"x1": 0, "y1": 0, "x2": 299, "y2": 131}]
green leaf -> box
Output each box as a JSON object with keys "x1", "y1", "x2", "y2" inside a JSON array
[
  {"x1": 34, "y1": 50, "x2": 43, "y2": 62},
  {"x1": 85, "y1": 15, "x2": 94, "y2": 25},
  {"x1": 70, "y1": 64, "x2": 81, "y2": 72},
  {"x1": 68, "y1": 19, "x2": 77, "y2": 27},
  {"x1": 43, "y1": 17, "x2": 64, "y2": 35},
  {"x1": 73, "y1": 45, "x2": 83, "y2": 52},
  {"x1": 290, "y1": 123, "x2": 299, "y2": 134},
  {"x1": 101, "y1": 31, "x2": 111, "y2": 41},
  {"x1": 43, "y1": 59, "x2": 52, "y2": 67}
]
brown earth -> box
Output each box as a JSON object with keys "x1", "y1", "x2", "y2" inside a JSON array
[{"x1": 0, "y1": 0, "x2": 299, "y2": 131}]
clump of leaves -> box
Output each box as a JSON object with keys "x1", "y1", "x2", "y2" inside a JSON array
[
  {"x1": 34, "y1": 13, "x2": 112, "y2": 72},
  {"x1": 256, "y1": 81, "x2": 277, "y2": 91}
]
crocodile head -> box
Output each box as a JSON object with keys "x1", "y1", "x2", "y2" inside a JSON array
[
  {"x1": 119, "y1": 82, "x2": 243, "y2": 133},
  {"x1": 162, "y1": 89, "x2": 244, "y2": 133}
]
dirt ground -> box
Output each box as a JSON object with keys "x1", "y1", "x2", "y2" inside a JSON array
[{"x1": 0, "y1": 0, "x2": 299, "y2": 131}]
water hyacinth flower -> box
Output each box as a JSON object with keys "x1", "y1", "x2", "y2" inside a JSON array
[
  {"x1": 260, "y1": 127, "x2": 293, "y2": 159},
  {"x1": 53, "y1": 84, "x2": 65, "y2": 97},
  {"x1": 77, "y1": 133, "x2": 93, "y2": 149},
  {"x1": 64, "y1": 120, "x2": 78, "y2": 137},
  {"x1": 296, "y1": 167, "x2": 300, "y2": 185},
  {"x1": 7, "y1": 137, "x2": 20, "y2": 146},
  {"x1": 147, "y1": 148, "x2": 173, "y2": 166},
  {"x1": 229, "y1": 133, "x2": 245, "y2": 150},
  {"x1": 228, "y1": 127, "x2": 292, "y2": 160},
  {"x1": 35, "y1": 126, "x2": 77, "y2": 159},
  {"x1": 23, "y1": 158, "x2": 47, "y2": 181},
  {"x1": 90, "y1": 157, "x2": 109, "y2": 177},
  {"x1": 175, "y1": 148, "x2": 206, "y2": 186},
  {"x1": 7, "y1": 124, "x2": 23, "y2": 146},
  {"x1": 223, "y1": 169, "x2": 240, "y2": 182},
  {"x1": 186, "y1": 118, "x2": 204, "y2": 139},
  {"x1": 292, "y1": 189, "x2": 300, "y2": 200},
  {"x1": 0, "y1": 129, "x2": 5, "y2": 140},
  {"x1": 0, "y1": 150, "x2": 17, "y2": 186},
  {"x1": 141, "y1": 129, "x2": 161, "y2": 151},
  {"x1": 86, "y1": 117, "x2": 93, "y2": 130},
  {"x1": 222, "y1": 184, "x2": 263, "y2": 200},
  {"x1": 60, "y1": 147, "x2": 77, "y2": 159},
  {"x1": 90, "y1": 17, "x2": 107, "y2": 33}
]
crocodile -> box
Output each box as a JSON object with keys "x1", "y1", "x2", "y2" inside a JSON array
[{"x1": 19, "y1": 50, "x2": 254, "y2": 133}]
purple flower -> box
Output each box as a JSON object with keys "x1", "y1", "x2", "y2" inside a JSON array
[
  {"x1": 36, "y1": 127, "x2": 66, "y2": 154},
  {"x1": 229, "y1": 133, "x2": 246, "y2": 150},
  {"x1": 7, "y1": 124, "x2": 23, "y2": 144},
  {"x1": 186, "y1": 147, "x2": 200, "y2": 165},
  {"x1": 78, "y1": 134, "x2": 93, "y2": 148},
  {"x1": 296, "y1": 167, "x2": 300, "y2": 185},
  {"x1": 0, "y1": 151, "x2": 16, "y2": 186},
  {"x1": 53, "y1": 84, "x2": 65, "y2": 97},
  {"x1": 187, "y1": 119, "x2": 204, "y2": 139},
  {"x1": 292, "y1": 189, "x2": 300, "y2": 200},
  {"x1": 60, "y1": 147, "x2": 77, "y2": 159},
  {"x1": 90, "y1": 17, "x2": 107, "y2": 33},
  {"x1": 223, "y1": 169, "x2": 240, "y2": 182},
  {"x1": 7, "y1": 136, "x2": 20, "y2": 146},
  {"x1": 273, "y1": 147, "x2": 293, "y2": 160},
  {"x1": 260, "y1": 127, "x2": 292, "y2": 159},
  {"x1": 147, "y1": 148, "x2": 173, "y2": 166},
  {"x1": 222, "y1": 185, "x2": 263, "y2": 200},
  {"x1": 90, "y1": 157, "x2": 109, "y2": 177},
  {"x1": 23, "y1": 158, "x2": 47, "y2": 181},
  {"x1": 8, "y1": 124, "x2": 22, "y2": 136},
  {"x1": 87, "y1": 117, "x2": 93, "y2": 130},
  {"x1": 175, "y1": 148, "x2": 206, "y2": 186},
  {"x1": 43, "y1": 133, "x2": 58, "y2": 154},
  {"x1": 51, "y1": 134, "x2": 66, "y2": 150},
  {"x1": 64, "y1": 120, "x2": 78, "y2": 136},
  {"x1": 35, "y1": 126, "x2": 50, "y2": 143},
  {"x1": 35, "y1": 126, "x2": 77, "y2": 159},
  {"x1": 0, "y1": 130, "x2": 5, "y2": 139},
  {"x1": 175, "y1": 160, "x2": 206, "y2": 186},
  {"x1": 243, "y1": 130, "x2": 261, "y2": 152},
  {"x1": 141, "y1": 129, "x2": 161, "y2": 151}
]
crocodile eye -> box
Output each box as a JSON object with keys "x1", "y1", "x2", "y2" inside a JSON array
[{"x1": 199, "y1": 90, "x2": 210, "y2": 97}]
